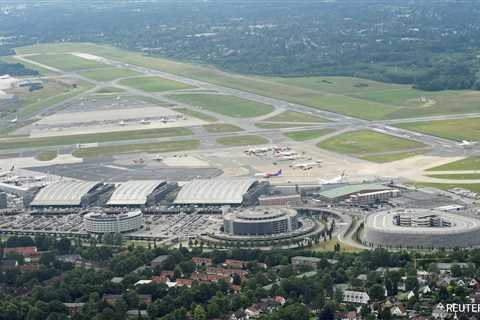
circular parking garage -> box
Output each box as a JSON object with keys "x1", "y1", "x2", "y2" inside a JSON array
[{"x1": 362, "y1": 208, "x2": 480, "y2": 249}]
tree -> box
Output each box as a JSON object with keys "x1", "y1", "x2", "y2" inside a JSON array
[
  {"x1": 318, "y1": 303, "x2": 335, "y2": 320},
  {"x1": 193, "y1": 305, "x2": 206, "y2": 320},
  {"x1": 368, "y1": 284, "x2": 385, "y2": 302},
  {"x1": 206, "y1": 301, "x2": 221, "y2": 319}
]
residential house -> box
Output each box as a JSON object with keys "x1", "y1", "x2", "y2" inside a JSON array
[
  {"x1": 64, "y1": 303, "x2": 85, "y2": 317},
  {"x1": 224, "y1": 259, "x2": 247, "y2": 269},
  {"x1": 343, "y1": 290, "x2": 370, "y2": 304},
  {"x1": 336, "y1": 311, "x2": 357, "y2": 320},
  {"x1": 291, "y1": 256, "x2": 320, "y2": 269},
  {"x1": 3, "y1": 246, "x2": 38, "y2": 257},
  {"x1": 151, "y1": 255, "x2": 170, "y2": 268},
  {"x1": 192, "y1": 257, "x2": 213, "y2": 266}
]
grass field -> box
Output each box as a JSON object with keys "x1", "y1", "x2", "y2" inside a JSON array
[
  {"x1": 34, "y1": 150, "x2": 58, "y2": 161},
  {"x1": 16, "y1": 43, "x2": 480, "y2": 120},
  {"x1": 284, "y1": 129, "x2": 334, "y2": 141},
  {"x1": 95, "y1": 87, "x2": 125, "y2": 94},
  {"x1": 262, "y1": 111, "x2": 328, "y2": 123},
  {"x1": 318, "y1": 130, "x2": 427, "y2": 156},
  {"x1": 427, "y1": 157, "x2": 480, "y2": 171},
  {"x1": 175, "y1": 108, "x2": 217, "y2": 122},
  {"x1": 360, "y1": 151, "x2": 424, "y2": 163},
  {"x1": 79, "y1": 67, "x2": 141, "y2": 81},
  {"x1": 415, "y1": 182, "x2": 480, "y2": 193},
  {"x1": 0, "y1": 127, "x2": 193, "y2": 150},
  {"x1": 120, "y1": 76, "x2": 194, "y2": 92},
  {"x1": 169, "y1": 94, "x2": 274, "y2": 118},
  {"x1": 426, "y1": 173, "x2": 480, "y2": 180},
  {"x1": 203, "y1": 124, "x2": 244, "y2": 133},
  {"x1": 216, "y1": 135, "x2": 269, "y2": 146},
  {"x1": 11, "y1": 78, "x2": 93, "y2": 117},
  {"x1": 1, "y1": 56, "x2": 54, "y2": 75},
  {"x1": 73, "y1": 140, "x2": 200, "y2": 158},
  {"x1": 26, "y1": 53, "x2": 108, "y2": 71},
  {"x1": 396, "y1": 118, "x2": 480, "y2": 141}
]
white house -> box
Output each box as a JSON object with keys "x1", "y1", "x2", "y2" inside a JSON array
[{"x1": 343, "y1": 290, "x2": 370, "y2": 304}]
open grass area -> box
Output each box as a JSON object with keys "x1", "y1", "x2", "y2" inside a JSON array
[
  {"x1": 396, "y1": 117, "x2": 480, "y2": 141},
  {"x1": 16, "y1": 43, "x2": 480, "y2": 120},
  {"x1": 95, "y1": 87, "x2": 125, "y2": 94},
  {"x1": 10, "y1": 78, "x2": 93, "y2": 117},
  {"x1": 120, "y1": 76, "x2": 194, "y2": 92},
  {"x1": 169, "y1": 94, "x2": 274, "y2": 118},
  {"x1": 26, "y1": 53, "x2": 108, "y2": 71},
  {"x1": 284, "y1": 129, "x2": 334, "y2": 141},
  {"x1": 1, "y1": 56, "x2": 54, "y2": 75},
  {"x1": 203, "y1": 124, "x2": 244, "y2": 133},
  {"x1": 73, "y1": 140, "x2": 200, "y2": 158},
  {"x1": 318, "y1": 130, "x2": 427, "y2": 155},
  {"x1": 34, "y1": 150, "x2": 58, "y2": 161},
  {"x1": 175, "y1": 108, "x2": 217, "y2": 122},
  {"x1": 360, "y1": 151, "x2": 424, "y2": 163},
  {"x1": 79, "y1": 67, "x2": 141, "y2": 81},
  {"x1": 415, "y1": 182, "x2": 480, "y2": 193},
  {"x1": 262, "y1": 111, "x2": 328, "y2": 123},
  {"x1": 216, "y1": 135, "x2": 269, "y2": 146},
  {"x1": 426, "y1": 173, "x2": 480, "y2": 180},
  {"x1": 0, "y1": 127, "x2": 193, "y2": 150},
  {"x1": 427, "y1": 157, "x2": 480, "y2": 171}
]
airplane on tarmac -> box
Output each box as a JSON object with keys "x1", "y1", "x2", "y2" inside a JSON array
[
  {"x1": 458, "y1": 140, "x2": 478, "y2": 147},
  {"x1": 9, "y1": 117, "x2": 18, "y2": 124},
  {"x1": 291, "y1": 160, "x2": 322, "y2": 170},
  {"x1": 318, "y1": 171, "x2": 345, "y2": 184},
  {"x1": 139, "y1": 119, "x2": 151, "y2": 125},
  {"x1": 255, "y1": 169, "x2": 282, "y2": 178},
  {"x1": 118, "y1": 120, "x2": 127, "y2": 126}
]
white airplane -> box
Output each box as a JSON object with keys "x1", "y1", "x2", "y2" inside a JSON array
[
  {"x1": 0, "y1": 165, "x2": 14, "y2": 177},
  {"x1": 245, "y1": 147, "x2": 270, "y2": 155},
  {"x1": 291, "y1": 160, "x2": 322, "y2": 170},
  {"x1": 255, "y1": 169, "x2": 282, "y2": 178},
  {"x1": 160, "y1": 117, "x2": 176, "y2": 123},
  {"x1": 139, "y1": 119, "x2": 151, "y2": 125},
  {"x1": 9, "y1": 117, "x2": 18, "y2": 124},
  {"x1": 154, "y1": 155, "x2": 163, "y2": 161},
  {"x1": 277, "y1": 155, "x2": 301, "y2": 161},
  {"x1": 276, "y1": 151, "x2": 298, "y2": 157},
  {"x1": 118, "y1": 120, "x2": 127, "y2": 126},
  {"x1": 458, "y1": 140, "x2": 478, "y2": 147},
  {"x1": 318, "y1": 171, "x2": 345, "y2": 184}
]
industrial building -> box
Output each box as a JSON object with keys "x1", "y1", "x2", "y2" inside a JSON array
[
  {"x1": 174, "y1": 178, "x2": 268, "y2": 206},
  {"x1": 30, "y1": 181, "x2": 114, "y2": 210},
  {"x1": 223, "y1": 207, "x2": 299, "y2": 236},
  {"x1": 316, "y1": 183, "x2": 399, "y2": 205},
  {"x1": 106, "y1": 180, "x2": 177, "y2": 207},
  {"x1": 362, "y1": 209, "x2": 480, "y2": 249},
  {"x1": 83, "y1": 210, "x2": 143, "y2": 234},
  {"x1": 258, "y1": 194, "x2": 302, "y2": 206}
]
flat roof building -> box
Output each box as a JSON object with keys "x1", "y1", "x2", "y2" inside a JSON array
[
  {"x1": 84, "y1": 210, "x2": 143, "y2": 234},
  {"x1": 317, "y1": 183, "x2": 399, "y2": 204}
]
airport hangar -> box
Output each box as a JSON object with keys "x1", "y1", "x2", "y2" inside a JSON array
[
  {"x1": 28, "y1": 178, "x2": 270, "y2": 211},
  {"x1": 315, "y1": 183, "x2": 400, "y2": 205}
]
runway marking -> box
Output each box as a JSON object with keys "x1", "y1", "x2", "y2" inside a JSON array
[{"x1": 104, "y1": 165, "x2": 130, "y2": 171}]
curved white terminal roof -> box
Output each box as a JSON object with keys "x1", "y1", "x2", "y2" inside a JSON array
[
  {"x1": 175, "y1": 178, "x2": 256, "y2": 204},
  {"x1": 107, "y1": 180, "x2": 165, "y2": 205},
  {"x1": 31, "y1": 181, "x2": 101, "y2": 206}
]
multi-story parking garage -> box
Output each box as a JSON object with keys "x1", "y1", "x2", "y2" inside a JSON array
[
  {"x1": 223, "y1": 208, "x2": 299, "y2": 235},
  {"x1": 84, "y1": 210, "x2": 143, "y2": 234},
  {"x1": 362, "y1": 208, "x2": 480, "y2": 249}
]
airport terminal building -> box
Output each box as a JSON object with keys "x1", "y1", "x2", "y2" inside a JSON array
[
  {"x1": 106, "y1": 180, "x2": 177, "y2": 208},
  {"x1": 174, "y1": 178, "x2": 269, "y2": 206}
]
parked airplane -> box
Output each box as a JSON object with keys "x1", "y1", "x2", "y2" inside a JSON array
[
  {"x1": 153, "y1": 155, "x2": 163, "y2": 161},
  {"x1": 0, "y1": 165, "x2": 14, "y2": 177},
  {"x1": 318, "y1": 171, "x2": 345, "y2": 184},
  {"x1": 118, "y1": 120, "x2": 127, "y2": 126},
  {"x1": 276, "y1": 151, "x2": 298, "y2": 157},
  {"x1": 139, "y1": 119, "x2": 151, "y2": 125},
  {"x1": 458, "y1": 140, "x2": 478, "y2": 147},
  {"x1": 255, "y1": 169, "x2": 282, "y2": 178},
  {"x1": 291, "y1": 160, "x2": 322, "y2": 170},
  {"x1": 9, "y1": 117, "x2": 18, "y2": 124}
]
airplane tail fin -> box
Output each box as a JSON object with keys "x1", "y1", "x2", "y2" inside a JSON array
[{"x1": 277, "y1": 169, "x2": 282, "y2": 176}]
